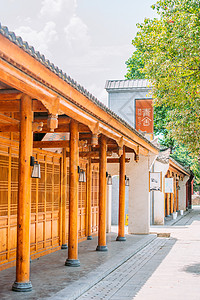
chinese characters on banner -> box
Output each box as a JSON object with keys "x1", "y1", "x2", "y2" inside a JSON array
[{"x1": 135, "y1": 99, "x2": 153, "y2": 133}]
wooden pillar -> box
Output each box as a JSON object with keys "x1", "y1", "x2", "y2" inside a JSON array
[
  {"x1": 170, "y1": 172, "x2": 173, "y2": 214},
  {"x1": 166, "y1": 173, "x2": 170, "y2": 216},
  {"x1": 87, "y1": 158, "x2": 93, "y2": 240},
  {"x1": 12, "y1": 94, "x2": 33, "y2": 292},
  {"x1": 96, "y1": 135, "x2": 108, "y2": 251},
  {"x1": 116, "y1": 146, "x2": 126, "y2": 241},
  {"x1": 65, "y1": 120, "x2": 80, "y2": 267},
  {"x1": 177, "y1": 179, "x2": 179, "y2": 211},
  {"x1": 174, "y1": 175, "x2": 177, "y2": 212},
  {"x1": 61, "y1": 148, "x2": 68, "y2": 249}
]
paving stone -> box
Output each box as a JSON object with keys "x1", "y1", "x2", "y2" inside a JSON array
[
  {"x1": 77, "y1": 208, "x2": 200, "y2": 300},
  {"x1": 0, "y1": 232, "x2": 156, "y2": 300}
]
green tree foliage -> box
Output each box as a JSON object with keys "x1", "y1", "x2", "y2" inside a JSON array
[
  {"x1": 125, "y1": 49, "x2": 145, "y2": 79},
  {"x1": 132, "y1": 0, "x2": 200, "y2": 156},
  {"x1": 125, "y1": 0, "x2": 200, "y2": 186}
]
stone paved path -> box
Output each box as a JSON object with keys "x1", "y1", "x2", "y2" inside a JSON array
[
  {"x1": 78, "y1": 238, "x2": 168, "y2": 300},
  {"x1": 77, "y1": 208, "x2": 200, "y2": 300}
]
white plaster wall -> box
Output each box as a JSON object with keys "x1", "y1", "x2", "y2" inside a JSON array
[
  {"x1": 179, "y1": 176, "x2": 189, "y2": 211},
  {"x1": 107, "y1": 163, "x2": 119, "y2": 232},
  {"x1": 153, "y1": 160, "x2": 169, "y2": 225},
  {"x1": 107, "y1": 152, "x2": 157, "y2": 234},
  {"x1": 106, "y1": 185, "x2": 112, "y2": 233},
  {"x1": 125, "y1": 153, "x2": 155, "y2": 234}
]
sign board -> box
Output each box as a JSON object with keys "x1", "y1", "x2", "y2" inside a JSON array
[
  {"x1": 149, "y1": 172, "x2": 162, "y2": 192},
  {"x1": 165, "y1": 178, "x2": 174, "y2": 193},
  {"x1": 135, "y1": 99, "x2": 153, "y2": 133}
]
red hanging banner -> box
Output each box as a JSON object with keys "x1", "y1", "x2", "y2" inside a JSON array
[{"x1": 135, "y1": 99, "x2": 153, "y2": 134}]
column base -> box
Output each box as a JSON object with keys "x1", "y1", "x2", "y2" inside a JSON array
[
  {"x1": 116, "y1": 236, "x2": 126, "y2": 242},
  {"x1": 61, "y1": 244, "x2": 68, "y2": 249},
  {"x1": 87, "y1": 236, "x2": 93, "y2": 240},
  {"x1": 65, "y1": 259, "x2": 80, "y2": 267},
  {"x1": 12, "y1": 281, "x2": 32, "y2": 292},
  {"x1": 96, "y1": 245, "x2": 108, "y2": 251}
]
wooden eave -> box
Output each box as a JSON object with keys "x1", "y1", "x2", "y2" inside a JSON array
[
  {"x1": 0, "y1": 34, "x2": 158, "y2": 156},
  {"x1": 169, "y1": 159, "x2": 190, "y2": 177}
]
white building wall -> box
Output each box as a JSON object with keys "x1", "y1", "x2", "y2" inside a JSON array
[
  {"x1": 106, "y1": 185, "x2": 112, "y2": 233},
  {"x1": 179, "y1": 176, "x2": 189, "y2": 211},
  {"x1": 126, "y1": 153, "x2": 156, "y2": 234},
  {"x1": 107, "y1": 153, "x2": 156, "y2": 234},
  {"x1": 153, "y1": 160, "x2": 169, "y2": 225}
]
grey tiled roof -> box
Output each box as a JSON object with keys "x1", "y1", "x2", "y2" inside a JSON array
[
  {"x1": 169, "y1": 157, "x2": 190, "y2": 175},
  {"x1": 0, "y1": 23, "x2": 158, "y2": 151},
  {"x1": 156, "y1": 148, "x2": 190, "y2": 175},
  {"x1": 105, "y1": 79, "x2": 151, "y2": 90},
  {"x1": 156, "y1": 149, "x2": 170, "y2": 164}
]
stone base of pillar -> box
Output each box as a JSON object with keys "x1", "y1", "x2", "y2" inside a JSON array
[
  {"x1": 96, "y1": 245, "x2": 108, "y2": 251},
  {"x1": 87, "y1": 236, "x2": 93, "y2": 240},
  {"x1": 65, "y1": 259, "x2": 80, "y2": 267},
  {"x1": 61, "y1": 244, "x2": 68, "y2": 249},
  {"x1": 116, "y1": 236, "x2": 126, "y2": 242},
  {"x1": 12, "y1": 281, "x2": 32, "y2": 292}
]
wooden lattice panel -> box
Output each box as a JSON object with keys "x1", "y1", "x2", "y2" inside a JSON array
[
  {"x1": 91, "y1": 165, "x2": 99, "y2": 233},
  {"x1": 0, "y1": 137, "x2": 100, "y2": 269}
]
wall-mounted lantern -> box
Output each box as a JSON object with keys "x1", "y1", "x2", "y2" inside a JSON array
[
  {"x1": 125, "y1": 175, "x2": 130, "y2": 186},
  {"x1": 78, "y1": 166, "x2": 86, "y2": 183},
  {"x1": 107, "y1": 174, "x2": 112, "y2": 185},
  {"x1": 106, "y1": 172, "x2": 112, "y2": 185},
  {"x1": 30, "y1": 156, "x2": 41, "y2": 179}
]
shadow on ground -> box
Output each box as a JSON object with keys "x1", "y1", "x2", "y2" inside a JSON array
[{"x1": 183, "y1": 263, "x2": 200, "y2": 276}]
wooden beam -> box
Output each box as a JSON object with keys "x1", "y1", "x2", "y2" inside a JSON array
[
  {"x1": 12, "y1": 94, "x2": 32, "y2": 292},
  {"x1": 91, "y1": 158, "x2": 130, "y2": 164},
  {"x1": 77, "y1": 151, "x2": 112, "y2": 158},
  {"x1": 33, "y1": 140, "x2": 69, "y2": 148},
  {"x1": 34, "y1": 115, "x2": 71, "y2": 124},
  {"x1": 96, "y1": 135, "x2": 107, "y2": 252},
  {"x1": 39, "y1": 124, "x2": 69, "y2": 133},
  {"x1": 0, "y1": 100, "x2": 47, "y2": 112},
  {"x1": 0, "y1": 100, "x2": 19, "y2": 112},
  {"x1": 32, "y1": 100, "x2": 48, "y2": 112},
  {"x1": 0, "y1": 113, "x2": 19, "y2": 124},
  {"x1": 65, "y1": 120, "x2": 80, "y2": 266},
  {"x1": 0, "y1": 89, "x2": 22, "y2": 100},
  {"x1": 0, "y1": 123, "x2": 19, "y2": 132}
]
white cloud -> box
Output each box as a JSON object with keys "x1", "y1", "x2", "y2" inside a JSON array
[
  {"x1": 40, "y1": 0, "x2": 76, "y2": 19},
  {"x1": 40, "y1": 0, "x2": 63, "y2": 17},
  {"x1": 15, "y1": 21, "x2": 57, "y2": 58},
  {"x1": 64, "y1": 14, "x2": 91, "y2": 54}
]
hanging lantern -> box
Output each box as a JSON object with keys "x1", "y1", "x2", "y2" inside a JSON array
[
  {"x1": 30, "y1": 157, "x2": 41, "y2": 179},
  {"x1": 125, "y1": 175, "x2": 129, "y2": 186},
  {"x1": 78, "y1": 166, "x2": 86, "y2": 183}
]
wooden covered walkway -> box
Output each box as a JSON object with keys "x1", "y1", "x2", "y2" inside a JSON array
[{"x1": 0, "y1": 24, "x2": 158, "y2": 292}]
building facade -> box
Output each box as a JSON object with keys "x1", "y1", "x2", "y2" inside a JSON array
[{"x1": 105, "y1": 79, "x2": 192, "y2": 226}]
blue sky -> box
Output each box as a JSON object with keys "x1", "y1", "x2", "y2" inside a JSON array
[{"x1": 0, "y1": 0, "x2": 157, "y2": 103}]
